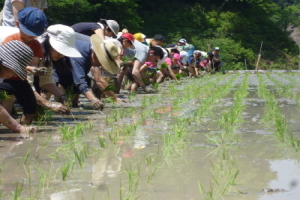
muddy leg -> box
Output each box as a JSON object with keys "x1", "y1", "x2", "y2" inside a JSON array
[
  {"x1": 20, "y1": 113, "x2": 35, "y2": 125},
  {"x1": 1, "y1": 95, "x2": 15, "y2": 114}
]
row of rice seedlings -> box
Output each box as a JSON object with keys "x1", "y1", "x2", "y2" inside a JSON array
[
  {"x1": 257, "y1": 73, "x2": 300, "y2": 151},
  {"x1": 171, "y1": 75, "x2": 229, "y2": 109},
  {"x1": 275, "y1": 73, "x2": 300, "y2": 103},
  {"x1": 161, "y1": 123, "x2": 188, "y2": 161},
  {"x1": 48, "y1": 139, "x2": 91, "y2": 182},
  {"x1": 120, "y1": 162, "x2": 141, "y2": 200},
  {"x1": 266, "y1": 73, "x2": 295, "y2": 97},
  {"x1": 198, "y1": 156, "x2": 240, "y2": 199},
  {"x1": 160, "y1": 75, "x2": 238, "y2": 159},
  {"x1": 219, "y1": 73, "x2": 249, "y2": 143},
  {"x1": 199, "y1": 75, "x2": 249, "y2": 199},
  {"x1": 193, "y1": 74, "x2": 241, "y2": 124},
  {"x1": 89, "y1": 75, "x2": 236, "y2": 198},
  {"x1": 58, "y1": 121, "x2": 93, "y2": 142},
  {"x1": 101, "y1": 75, "x2": 239, "y2": 198},
  {"x1": 159, "y1": 75, "x2": 239, "y2": 157}
]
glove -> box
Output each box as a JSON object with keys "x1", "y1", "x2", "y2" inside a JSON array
[
  {"x1": 144, "y1": 85, "x2": 155, "y2": 93},
  {"x1": 91, "y1": 98, "x2": 104, "y2": 110},
  {"x1": 32, "y1": 67, "x2": 47, "y2": 76},
  {"x1": 50, "y1": 103, "x2": 70, "y2": 114}
]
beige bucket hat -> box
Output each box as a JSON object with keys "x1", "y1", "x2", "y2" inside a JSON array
[{"x1": 90, "y1": 34, "x2": 121, "y2": 74}]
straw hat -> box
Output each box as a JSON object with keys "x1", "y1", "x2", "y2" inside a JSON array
[
  {"x1": 47, "y1": 24, "x2": 82, "y2": 58},
  {"x1": 0, "y1": 40, "x2": 33, "y2": 80},
  {"x1": 90, "y1": 34, "x2": 121, "y2": 74}
]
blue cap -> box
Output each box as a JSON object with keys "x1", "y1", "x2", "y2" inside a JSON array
[{"x1": 18, "y1": 7, "x2": 47, "y2": 37}]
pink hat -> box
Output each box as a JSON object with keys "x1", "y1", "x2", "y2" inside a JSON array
[
  {"x1": 173, "y1": 53, "x2": 182, "y2": 65},
  {"x1": 173, "y1": 53, "x2": 180, "y2": 60}
]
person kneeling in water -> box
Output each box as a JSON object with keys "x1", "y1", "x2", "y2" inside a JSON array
[{"x1": 0, "y1": 41, "x2": 36, "y2": 134}]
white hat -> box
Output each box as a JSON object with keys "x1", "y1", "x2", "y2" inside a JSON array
[
  {"x1": 91, "y1": 34, "x2": 121, "y2": 74},
  {"x1": 0, "y1": 40, "x2": 33, "y2": 80},
  {"x1": 47, "y1": 24, "x2": 82, "y2": 58},
  {"x1": 106, "y1": 20, "x2": 120, "y2": 37},
  {"x1": 178, "y1": 38, "x2": 187, "y2": 44},
  {"x1": 214, "y1": 47, "x2": 220, "y2": 50}
]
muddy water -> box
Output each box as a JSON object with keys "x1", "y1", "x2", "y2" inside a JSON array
[{"x1": 0, "y1": 72, "x2": 300, "y2": 200}]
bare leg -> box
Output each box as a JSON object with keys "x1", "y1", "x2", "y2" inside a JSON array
[
  {"x1": 1, "y1": 95, "x2": 15, "y2": 114},
  {"x1": 20, "y1": 113, "x2": 35, "y2": 125},
  {"x1": 130, "y1": 83, "x2": 138, "y2": 92}
]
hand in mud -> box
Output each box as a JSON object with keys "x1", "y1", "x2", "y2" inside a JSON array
[
  {"x1": 116, "y1": 98, "x2": 127, "y2": 103},
  {"x1": 31, "y1": 67, "x2": 47, "y2": 76},
  {"x1": 91, "y1": 98, "x2": 104, "y2": 110},
  {"x1": 144, "y1": 86, "x2": 155, "y2": 93},
  {"x1": 19, "y1": 125, "x2": 37, "y2": 138},
  {"x1": 50, "y1": 104, "x2": 70, "y2": 114}
]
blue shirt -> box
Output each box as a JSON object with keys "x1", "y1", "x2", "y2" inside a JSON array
[{"x1": 53, "y1": 40, "x2": 92, "y2": 94}]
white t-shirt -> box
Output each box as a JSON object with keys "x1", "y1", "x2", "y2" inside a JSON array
[
  {"x1": 2, "y1": 0, "x2": 48, "y2": 27},
  {"x1": 0, "y1": 26, "x2": 19, "y2": 44}
]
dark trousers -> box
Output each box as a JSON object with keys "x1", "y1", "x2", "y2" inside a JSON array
[{"x1": 0, "y1": 79, "x2": 37, "y2": 114}]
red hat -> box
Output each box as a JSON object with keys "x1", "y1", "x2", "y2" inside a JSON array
[{"x1": 122, "y1": 33, "x2": 135, "y2": 42}]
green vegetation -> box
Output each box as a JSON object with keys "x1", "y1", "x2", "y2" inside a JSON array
[{"x1": 0, "y1": 0, "x2": 298, "y2": 69}]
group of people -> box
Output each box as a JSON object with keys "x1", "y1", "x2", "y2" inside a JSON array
[{"x1": 0, "y1": 0, "x2": 223, "y2": 135}]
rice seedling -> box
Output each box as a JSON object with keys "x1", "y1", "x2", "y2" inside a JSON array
[
  {"x1": 128, "y1": 92, "x2": 137, "y2": 102},
  {"x1": 144, "y1": 154, "x2": 154, "y2": 166},
  {"x1": 147, "y1": 165, "x2": 158, "y2": 184},
  {"x1": 141, "y1": 97, "x2": 148, "y2": 108},
  {"x1": 118, "y1": 107, "x2": 127, "y2": 119},
  {"x1": 98, "y1": 135, "x2": 106, "y2": 148},
  {"x1": 23, "y1": 149, "x2": 31, "y2": 165},
  {"x1": 124, "y1": 123, "x2": 137, "y2": 136},
  {"x1": 121, "y1": 162, "x2": 141, "y2": 199},
  {"x1": 59, "y1": 121, "x2": 94, "y2": 141},
  {"x1": 61, "y1": 161, "x2": 73, "y2": 181},
  {"x1": 112, "y1": 109, "x2": 118, "y2": 122},
  {"x1": 108, "y1": 131, "x2": 119, "y2": 144},
  {"x1": 12, "y1": 181, "x2": 24, "y2": 200},
  {"x1": 36, "y1": 107, "x2": 54, "y2": 126}
]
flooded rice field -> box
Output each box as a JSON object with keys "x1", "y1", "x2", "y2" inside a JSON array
[{"x1": 1, "y1": 71, "x2": 300, "y2": 200}]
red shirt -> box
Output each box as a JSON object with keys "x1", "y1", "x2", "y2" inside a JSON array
[
  {"x1": 3, "y1": 33, "x2": 43, "y2": 80},
  {"x1": 4, "y1": 33, "x2": 43, "y2": 58}
]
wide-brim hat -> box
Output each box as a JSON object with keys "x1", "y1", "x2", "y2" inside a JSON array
[
  {"x1": 90, "y1": 34, "x2": 121, "y2": 74},
  {"x1": 47, "y1": 24, "x2": 82, "y2": 58},
  {"x1": 106, "y1": 20, "x2": 120, "y2": 37},
  {"x1": 0, "y1": 41, "x2": 33, "y2": 80}
]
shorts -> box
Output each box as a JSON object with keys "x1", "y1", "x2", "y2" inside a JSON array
[{"x1": 0, "y1": 79, "x2": 37, "y2": 114}]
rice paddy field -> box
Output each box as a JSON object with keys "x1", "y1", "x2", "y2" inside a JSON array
[{"x1": 0, "y1": 71, "x2": 300, "y2": 200}]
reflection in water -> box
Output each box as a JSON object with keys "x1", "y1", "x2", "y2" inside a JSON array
[
  {"x1": 50, "y1": 189, "x2": 82, "y2": 200},
  {"x1": 92, "y1": 143, "x2": 134, "y2": 188},
  {"x1": 259, "y1": 159, "x2": 300, "y2": 200}
]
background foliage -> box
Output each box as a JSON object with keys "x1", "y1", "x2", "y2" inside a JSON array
[{"x1": 1, "y1": 0, "x2": 300, "y2": 69}]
